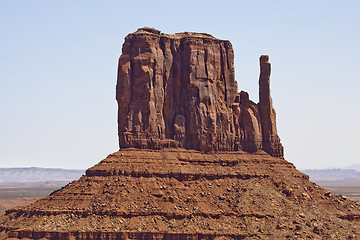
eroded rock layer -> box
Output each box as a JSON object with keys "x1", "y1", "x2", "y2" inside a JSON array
[
  {"x1": 1, "y1": 149, "x2": 359, "y2": 239},
  {"x1": 1, "y1": 28, "x2": 359, "y2": 239},
  {"x1": 116, "y1": 28, "x2": 283, "y2": 157}
]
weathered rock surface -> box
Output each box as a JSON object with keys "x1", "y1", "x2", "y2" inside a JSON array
[
  {"x1": 1, "y1": 28, "x2": 359, "y2": 239},
  {"x1": 258, "y1": 55, "x2": 283, "y2": 157},
  {"x1": 117, "y1": 27, "x2": 283, "y2": 156},
  {"x1": 1, "y1": 148, "x2": 359, "y2": 239}
]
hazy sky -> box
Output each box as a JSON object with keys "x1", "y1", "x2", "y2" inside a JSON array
[{"x1": 1, "y1": 1, "x2": 359, "y2": 170}]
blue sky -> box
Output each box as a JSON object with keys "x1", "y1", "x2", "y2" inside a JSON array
[{"x1": 0, "y1": 0, "x2": 359, "y2": 170}]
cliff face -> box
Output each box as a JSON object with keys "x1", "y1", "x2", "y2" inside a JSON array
[{"x1": 117, "y1": 27, "x2": 283, "y2": 157}]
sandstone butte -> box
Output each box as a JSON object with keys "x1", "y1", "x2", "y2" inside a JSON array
[{"x1": 0, "y1": 27, "x2": 359, "y2": 240}]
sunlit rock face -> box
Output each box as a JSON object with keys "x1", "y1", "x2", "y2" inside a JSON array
[
  {"x1": 117, "y1": 27, "x2": 283, "y2": 157},
  {"x1": 2, "y1": 29, "x2": 360, "y2": 240}
]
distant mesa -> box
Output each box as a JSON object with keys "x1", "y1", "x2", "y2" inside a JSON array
[
  {"x1": 0, "y1": 167, "x2": 84, "y2": 183},
  {"x1": 117, "y1": 27, "x2": 283, "y2": 157}
]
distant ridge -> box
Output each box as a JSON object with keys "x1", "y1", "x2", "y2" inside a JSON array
[
  {"x1": 302, "y1": 168, "x2": 360, "y2": 186},
  {"x1": 0, "y1": 167, "x2": 84, "y2": 183},
  {"x1": 346, "y1": 164, "x2": 360, "y2": 171}
]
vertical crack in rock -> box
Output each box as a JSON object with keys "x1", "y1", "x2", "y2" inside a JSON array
[{"x1": 116, "y1": 28, "x2": 284, "y2": 157}]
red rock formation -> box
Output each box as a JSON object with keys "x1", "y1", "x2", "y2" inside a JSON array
[
  {"x1": 117, "y1": 27, "x2": 237, "y2": 152},
  {"x1": 116, "y1": 28, "x2": 283, "y2": 156},
  {"x1": 1, "y1": 28, "x2": 360, "y2": 239},
  {"x1": 1, "y1": 148, "x2": 360, "y2": 239},
  {"x1": 238, "y1": 91, "x2": 262, "y2": 153},
  {"x1": 258, "y1": 55, "x2": 284, "y2": 157}
]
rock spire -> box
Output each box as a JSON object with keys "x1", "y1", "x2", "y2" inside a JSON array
[
  {"x1": 116, "y1": 28, "x2": 283, "y2": 157},
  {"x1": 258, "y1": 55, "x2": 284, "y2": 157}
]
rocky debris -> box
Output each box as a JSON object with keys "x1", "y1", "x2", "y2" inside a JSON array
[
  {"x1": 117, "y1": 28, "x2": 283, "y2": 157},
  {"x1": 0, "y1": 148, "x2": 360, "y2": 239}
]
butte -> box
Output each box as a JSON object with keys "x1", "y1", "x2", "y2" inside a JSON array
[{"x1": 0, "y1": 27, "x2": 359, "y2": 239}]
